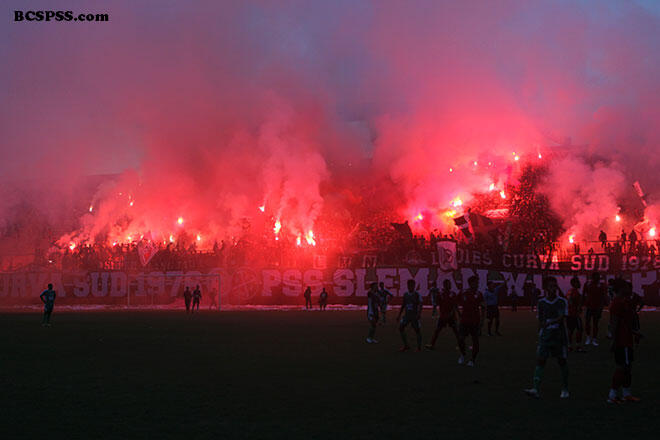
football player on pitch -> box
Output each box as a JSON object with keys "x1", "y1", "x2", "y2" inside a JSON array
[
  {"x1": 425, "y1": 279, "x2": 459, "y2": 350},
  {"x1": 366, "y1": 283, "x2": 380, "y2": 344},
  {"x1": 524, "y1": 277, "x2": 570, "y2": 399},
  {"x1": 456, "y1": 276, "x2": 485, "y2": 366},
  {"x1": 566, "y1": 276, "x2": 586, "y2": 352},
  {"x1": 607, "y1": 278, "x2": 641, "y2": 403},
  {"x1": 397, "y1": 279, "x2": 423, "y2": 351}
]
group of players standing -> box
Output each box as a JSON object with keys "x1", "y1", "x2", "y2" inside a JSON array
[
  {"x1": 364, "y1": 273, "x2": 643, "y2": 403},
  {"x1": 366, "y1": 276, "x2": 489, "y2": 367}
]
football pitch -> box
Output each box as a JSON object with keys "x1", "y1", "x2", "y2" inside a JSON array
[{"x1": 1, "y1": 309, "x2": 658, "y2": 439}]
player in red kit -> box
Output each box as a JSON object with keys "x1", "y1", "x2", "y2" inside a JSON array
[
  {"x1": 425, "y1": 279, "x2": 459, "y2": 351},
  {"x1": 607, "y1": 279, "x2": 641, "y2": 403},
  {"x1": 566, "y1": 277, "x2": 586, "y2": 352},
  {"x1": 583, "y1": 272, "x2": 607, "y2": 346},
  {"x1": 456, "y1": 276, "x2": 485, "y2": 367}
]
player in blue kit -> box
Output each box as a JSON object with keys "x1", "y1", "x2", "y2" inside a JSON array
[
  {"x1": 397, "y1": 279, "x2": 423, "y2": 351},
  {"x1": 40, "y1": 283, "x2": 57, "y2": 326},
  {"x1": 366, "y1": 283, "x2": 380, "y2": 344}
]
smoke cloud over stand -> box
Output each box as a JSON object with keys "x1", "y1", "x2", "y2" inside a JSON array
[{"x1": 1, "y1": 0, "x2": 659, "y2": 250}]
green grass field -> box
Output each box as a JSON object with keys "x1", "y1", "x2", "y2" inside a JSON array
[{"x1": 1, "y1": 309, "x2": 658, "y2": 439}]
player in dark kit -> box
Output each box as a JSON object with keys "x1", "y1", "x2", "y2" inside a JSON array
[
  {"x1": 524, "y1": 277, "x2": 570, "y2": 399},
  {"x1": 566, "y1": 277, "x2": 586, "y2": 352},
  {"x1": 583, "y1": 272, "x2": 607, "y2": 346},
  {"x1": 425, "y1": 279, "x2": 459, "y2": 350},
  {"x1": 304, "y1": 286, "x2": 312, "y2": 310},
  {"x1": 192, "y1": 285, "x2": 202, "y2": 312},
  {"x1": 183, "y1": 286, "x2": 192, "y2": 313},
  {"x1": 319, "y1": 287, "x2": 328, "y2": 310},
  {"x1": 607, "y1": 279, "x2": 641, "y2": 403},
  {"x1": 366, "y1": 283, "x2": 380, "y2": 344},
  {"x1": 397, "y1": 279, "x2": 423, "y2": 351},
  {"x1": 429, "y1": 281, "x2": 440, "y2": 317},
  {"x1": 378, "y1": 282, "x2": 393, "y2": 324},
  {"x1": 510, "y1": 285, "x2": 518, "y2": 312},
  {"x1": 40, "y1": 283, "x2": 56, "y2": 326},
  {"x1": 484, "y1": 281, "x2": 505, "y2": 336},
  {"x1": 457, "y1": 276, "x2": 485, "y2": 366}
]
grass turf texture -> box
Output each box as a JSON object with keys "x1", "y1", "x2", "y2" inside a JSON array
[{"x1": 1, "y1": 310, "x2": 658, "y2": 439}]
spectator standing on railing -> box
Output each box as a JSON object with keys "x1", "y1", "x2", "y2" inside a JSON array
[
  {"x1": 620, "y1": 230, "x2": 627, "y2": 252},
  {"x1": 629, "y1": 230, "x2": 637, "y2": 251},
  {"x1": 599, "y1": 230, "x2": 607, "y2": 250}
]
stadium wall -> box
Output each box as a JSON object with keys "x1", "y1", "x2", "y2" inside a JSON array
[{"x1": 1, "y1": 265, "x2": 659, "y2": 307}]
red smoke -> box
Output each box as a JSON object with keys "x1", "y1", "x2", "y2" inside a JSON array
[{"x1": 1, "y1": 0, "x2": 659, "y2": 249}]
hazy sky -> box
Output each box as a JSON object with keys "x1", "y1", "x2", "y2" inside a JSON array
[{"x1": 2, "y1": 1, "x2": 659, "y2": 240}]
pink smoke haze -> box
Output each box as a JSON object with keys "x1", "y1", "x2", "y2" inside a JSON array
[{"x1": 1, "y1": 0, "x2": 659, "y2": 248}]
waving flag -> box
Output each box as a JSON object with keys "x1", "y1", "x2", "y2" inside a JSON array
[
  {"x1": 138, "y1": 240, "x2": 159, "y2": 267},
  {"x1": 436, "y1": 240, "x2": 458, "y2": 270}
]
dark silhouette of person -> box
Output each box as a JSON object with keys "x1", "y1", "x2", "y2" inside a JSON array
[
  {"x1": 510, "y1": 285, "x2": 518, "y2": 311},
  {"x1": 629, "y1": 230, "x2": 637, "y2": 249},
  {"x1": 40, "y1": 283, "x2": 56, "y2": 326},
  {"x1": 599, "y1": 230, "x2": 607, "y2": 250},
  {"x1": 304, "y1": 286, "x2": 312, "y2": 310},
  {"x1": 192, "y1": 285, "x2": 202, "y2": 311},
  {"x1": 319, "y1": 287, "x2": 328, "y2": 311},
  {"x1": 183, "y1": 286, "x2": 192, "y2": 313}
]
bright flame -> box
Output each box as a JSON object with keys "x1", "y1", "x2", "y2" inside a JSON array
[
  {"x1": 169, "y1": 235, "x2": 175, "y2": 243},
  {"x1": 305, "y1": 230, "x2": 316, "y2": 246},
  {"x1": 489, "y1": 183, "x2": 496, "y2": 191},
  {"x1": 273, "y1": 219, "x2": 282, "y2": 235},
  {"x1": 538, "y1": 153, "x2": 542, "y2": 159},
  {"x1": 444, "y1": 209, "x2": 457, "y2": 217},
  {"x1": 569, "y1": 235, "x2": 575, "y2": 244},
  {"x1": 615, "y1": 214, "x2": 621, "y2": 222},
  {"x1": 449, "y1": 168, "x2": 453, "y2": 173},
  {"x1": 451, "y1": 197, "x2": 463, "y2": 207},
  {"x1": 196, "y1": 234, "x2": 202, "y2": 241},
  {"x1": 69, "y1": 242, "x2": 76, "y2": 251},
  {"x1": 296, "y1": 235, "x2": 302, "y2": 246},
  {"x1": 258, "y1": 205, "x2": 265, "y2": 212},
  {"x1": 473, "y1": 161, "x2": 478, "y2": 166},
  {"x1": 112, "y1": 241, "x2": 117, "y2": 247},
  {"x1": 127, "y1": 236, "x2": 132, "y2": 242},
  {"x1": 650, "y1": 227, "x2": 656, "y2": 238},
  {"x1": 177, "y1": 217, "x2": 184, "y2": 226},
  {"x1": 89, "y1": 205, "x2": 93, "y2": 212},
  {"x1": 415, "y1": 213, "x2": 423, "y2": 221},
  {"x1": 514, "y1": 155, "x2": 520, "y2": 161},
  {"x1": 500, "y1": 190, "x2": 506, "y2": 199}
]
